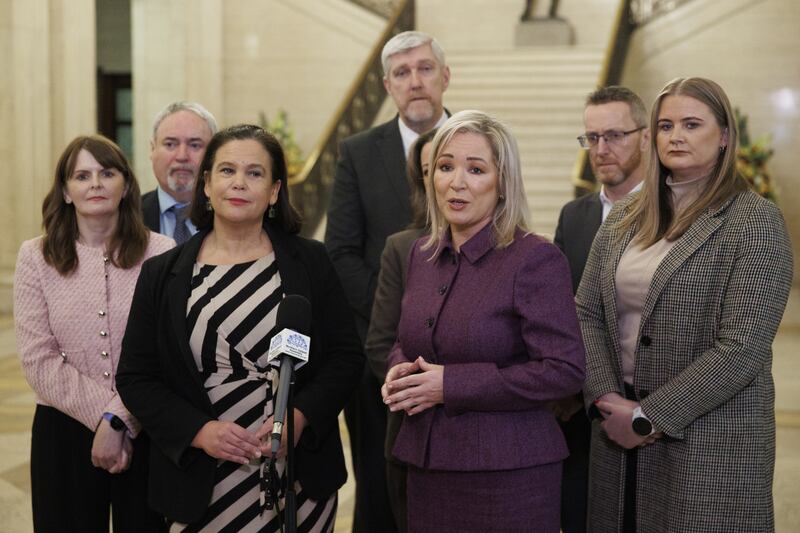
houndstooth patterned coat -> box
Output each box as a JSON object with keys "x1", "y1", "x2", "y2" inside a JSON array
[{"x1": 577, "y1": 189, "x2": 793, "y2": 533}]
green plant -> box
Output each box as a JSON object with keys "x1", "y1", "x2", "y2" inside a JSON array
[
  {"x1": 259, "y1": 109, "x2": 305, "y2": 177},
  {"x1": 735, "y1": 108, "x2": 776, "y2": 201}
]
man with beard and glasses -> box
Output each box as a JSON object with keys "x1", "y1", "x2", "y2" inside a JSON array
[
  {"x1": 552, "y1": 85, "x2": 648, "y2": 533},
  {"x1": 325, "y1": 30, "x2": 450, "y2": 533},
  {"x1": 141, "y1": 101, "x2": 218, "y2": 245}
]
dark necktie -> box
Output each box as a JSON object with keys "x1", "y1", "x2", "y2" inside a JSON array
[{"x1": 170, "y1": 204, "x2": 191, "y2": 245}]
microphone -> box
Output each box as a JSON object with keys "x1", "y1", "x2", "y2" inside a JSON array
[{"x1": 267, "y1": 295, "x2": 311, "y2": 456}]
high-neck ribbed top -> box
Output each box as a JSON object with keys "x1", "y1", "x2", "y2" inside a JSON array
[{"x1": 615, "y1": 174, "x2": 710, "y2": 384}]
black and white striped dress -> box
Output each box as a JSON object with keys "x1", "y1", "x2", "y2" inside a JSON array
[{"x1": 171, "y1": 253, "x2": 337, "y2": 532}]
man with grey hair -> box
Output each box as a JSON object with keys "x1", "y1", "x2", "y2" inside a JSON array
[
  {"x1": 325, "y1": 30, "x2": 450, "y2": 533},
  {"x1": 141, "y1": 101, "x2": 218, "y2": 244},
  {"x1": 553, "y1": 85, "x2": 648, "y2": 533}
]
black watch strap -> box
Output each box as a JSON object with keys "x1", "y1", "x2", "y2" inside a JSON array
[{"x1": 103, "y1": 412, "x2": 126, "y2": 432}]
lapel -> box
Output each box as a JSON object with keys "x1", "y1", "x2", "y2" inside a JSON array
[
  {"x1": 639, "y1": 198, "x2": 732, "y2": 325},
  {"x1": 602, "y1": 216, "x2": 636, "y2": 364},
  {"x1": 161, "y1": 225, "x2": 312, "y2": 406},
  {"x1": 264, "y1": 225, "x2": 311, "y2": 302},
  {"x1": 375, "y1": 118, "x2": 411, "y2": 208},
  {"x1": 166, "y1": 230, "x2": 209, "y2": 395},
  {"x1": 582, "y1": 193, "x2": 604, "y2": 250},
  {"x1": 142, "y1": 190, "x2": 161, "y2": 233}
]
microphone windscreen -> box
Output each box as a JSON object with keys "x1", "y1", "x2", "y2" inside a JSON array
[{"x1": 276, "y1": 294, "x2": 312, "y2": 335}]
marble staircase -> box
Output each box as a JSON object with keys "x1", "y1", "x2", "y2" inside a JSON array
[{"x1": 443, "y1": 46, "x2": 604, "y2": 238}]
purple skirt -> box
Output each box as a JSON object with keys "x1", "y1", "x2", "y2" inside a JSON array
[{"x1": 407, "y1": 461, "x2": 562, "y2": 533}]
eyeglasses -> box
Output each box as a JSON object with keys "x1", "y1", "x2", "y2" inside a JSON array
[{"x1": 577, "y1": 127, "x2": 645, "y2": 149}]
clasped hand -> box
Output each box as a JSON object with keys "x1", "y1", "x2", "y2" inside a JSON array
[
  {"x1": 381, "y1": 356, "x2": 443, "y2": 416},
  {"x1": 595, "y1": 392, "x2": 662, "y2": 449},
  {"x1": 91, "y1": 417, "x2": 132, "y2": 474},
  {"x1": 192, "y1": 409, "x2": 307, "y2": 464}
]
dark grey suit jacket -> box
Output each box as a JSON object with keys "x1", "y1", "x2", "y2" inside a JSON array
[
  {"x1": 553, "y1": 192, "x2": 603, "y2": 294},
  {"x1": 140, "y1": 189, "x2": 161, "y2": 234},
  {"x1": 324, "y1": 117, "x2": 411, "y2": 341},
  {"x1": 364, "y1": 228, "x2": 425, "y2": 460}
]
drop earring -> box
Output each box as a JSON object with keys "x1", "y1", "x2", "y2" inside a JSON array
[{"x1": 268, "y1": 204, "x2": 276, "y2": 218}]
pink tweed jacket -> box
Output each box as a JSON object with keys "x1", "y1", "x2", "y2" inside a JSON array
[{"x1": 14, "y1": 233, "x2": 174, "y2": 436}]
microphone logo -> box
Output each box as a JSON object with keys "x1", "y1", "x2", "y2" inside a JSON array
[
  {"x1": 267, "y1": 328, "x2": 311, "y2": 369},
  {"x1": 287, "y1": 333, "x2": 308, "y2": 351}
]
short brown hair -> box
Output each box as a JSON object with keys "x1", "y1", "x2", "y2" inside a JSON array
[
  {"x1": 189, "y1": 124, "x2": 302, "y2": 234},
  {"x1": 41, "y1": 135, "x2": 149, "y2": 275},
  {"x1": 586, "y1": 85, "x2": 648, "y2": 128}
]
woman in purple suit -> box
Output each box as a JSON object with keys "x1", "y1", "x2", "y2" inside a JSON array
[{"x1": 381, "y1": 110, "x2": 585, "y2": 532}]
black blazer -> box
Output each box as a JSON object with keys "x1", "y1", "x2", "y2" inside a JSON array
[
  {"x1": 117, "y1": 224, "x2": 364, "y2": 523},
  {"x1": 324, "y1": 117, "x2": 412, "y2": 340},
  {"x1": 140, "y1": 189, "x2": 161, "y2": 233},
  {"x1": 553, "y1": 192, "x2": 603, "y2": 294}
]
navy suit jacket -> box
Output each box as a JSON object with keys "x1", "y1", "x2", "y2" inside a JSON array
[
  {"x1": 140, "y1": 189, "x2": 161, "y2": 234},
  {"x1": 553, "y1": 192, "x2": 603, "y2": 294}
]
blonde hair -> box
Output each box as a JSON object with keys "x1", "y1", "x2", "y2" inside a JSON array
[
  {"x1": 423, "y1": 110, "x2": 530, "y2": 254},
  {"x1": 617, "y1": 77, "x2": 747, "y2": 246}
]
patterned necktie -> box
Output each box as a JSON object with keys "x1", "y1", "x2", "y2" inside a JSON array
[{"x1": 170, "y1": 204, "x2": 191, "y2": 245}]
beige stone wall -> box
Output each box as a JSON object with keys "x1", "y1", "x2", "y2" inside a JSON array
[
  {"x1": 220, "y1": 0, "x2": 384, "y2": 158},
  {"x1": 622, "y1": 0, "x2": 800, "y2": 279},
  {"x1": 0, "y1": 0, "x2": 96, "y2": 313}
]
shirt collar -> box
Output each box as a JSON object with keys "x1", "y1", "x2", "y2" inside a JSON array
[
  {"x1": 156, "y1": 186, "x2": 186, "y2": 214},
  {"x1": 439, "y1": 222, "x2": 497, "y2": 265},
  {"x1": 599, "y1": 181, "x2": 642, "y2": 222},
  {"x1": 398, "y1": 111, "x2": 449, "y2": 158}
]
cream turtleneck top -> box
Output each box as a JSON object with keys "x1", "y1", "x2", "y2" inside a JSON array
[{"x1": 615, "y1": 174, "x2": 708, "y2": 384}]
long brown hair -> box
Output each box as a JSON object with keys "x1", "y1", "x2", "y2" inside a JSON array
[
  {"x1": 189, "y1": 124, "x2": 302, "y2": 234},
  {"x1": 41, "y1": 135, "x2": 149, "y2": 275},
  {"x1": 407, "y1": 128, "x2": 438, "y2": 229},
  {"x1": 617, "y1": 77, "x2": 748, "y2": 247}
]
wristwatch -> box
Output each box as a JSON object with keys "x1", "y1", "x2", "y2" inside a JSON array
[
  {"x1": 631, "y1": 406, "x2": 654, "y2": 437},
  {"x1": 103, "y1": 412, "x2": 126, "y2": 432}
]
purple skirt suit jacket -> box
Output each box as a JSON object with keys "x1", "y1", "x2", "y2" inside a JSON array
[{"x1": 389, "y1": 225, "x2": 586, "y2": 471}]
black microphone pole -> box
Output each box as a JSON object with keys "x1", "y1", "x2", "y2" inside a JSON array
[
  {"x1": 267, "y1": 294, "x2": 310, "y2": 533},
  {"x1": 285, "y1": 367, "x2": 297, "y2": 533}
]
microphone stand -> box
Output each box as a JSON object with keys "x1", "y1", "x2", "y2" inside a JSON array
[{"x1": 284, "y1": 367, "x2": 297, "y2": 533}]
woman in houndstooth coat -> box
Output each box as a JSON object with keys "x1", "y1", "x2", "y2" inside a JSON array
[{"x1": 577, "y1": 77, "x2": 793, "y2": 533}]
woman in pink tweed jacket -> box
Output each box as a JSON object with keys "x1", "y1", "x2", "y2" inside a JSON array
[{"x1": 13, "y1": 135, "x2": 173, "y2": 533}]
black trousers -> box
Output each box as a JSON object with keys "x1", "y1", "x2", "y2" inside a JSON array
[
  {"x1": 623, "y1": 384, "x2": 638, "y2": 533},
  {"x1": 344, "y1": 368, "x2": 398, "y2": 533},
  {"x1": 30, "y1": 405, "x2": 165, "y2": 533},
  {"x1": 559, "y1": 406, "x2": 591, "y2": 533}
]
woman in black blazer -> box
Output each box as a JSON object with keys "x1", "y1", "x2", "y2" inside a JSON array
[{"x1": 117, "y1": 125, "x2": 363, "y2": 530}]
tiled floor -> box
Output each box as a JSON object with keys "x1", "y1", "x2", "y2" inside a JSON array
[{"x1": 1, "y1": 290, "x2": 799, "y2": 532}]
